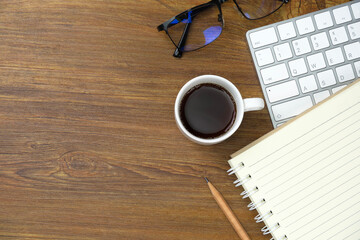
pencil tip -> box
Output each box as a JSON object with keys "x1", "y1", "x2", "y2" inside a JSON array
[{"x1": 204, "y1": 177, "x2": 209, "y2": 183}]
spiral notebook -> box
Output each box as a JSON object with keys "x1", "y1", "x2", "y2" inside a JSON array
[{"x1": 228, "y1": 80, "x2": 360, "y2": 240}]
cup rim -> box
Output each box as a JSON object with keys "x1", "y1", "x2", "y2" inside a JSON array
[{"x1": 174, "y1": 75, "x2": 244, "y2": 145}]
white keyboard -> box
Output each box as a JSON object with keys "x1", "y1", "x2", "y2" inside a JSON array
[{"x1": 246, "y1": 0, "x2": 360, "y2": 128}]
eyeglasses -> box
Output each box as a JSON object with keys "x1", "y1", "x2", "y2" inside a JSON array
[{"x1": 157, "y1": 0, "x2": 289, "y2": 58}]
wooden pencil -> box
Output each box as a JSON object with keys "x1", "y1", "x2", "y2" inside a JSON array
[{"x1": 205, "y1": 177, "x2": 251, "y2": 240}]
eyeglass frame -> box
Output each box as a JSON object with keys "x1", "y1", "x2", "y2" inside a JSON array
[
  {"x1": 157, "y1": 0, "x2": 225, "y2": 58},
  {"x1": 157, "y1": 0, "x2": 290, "y2": 58}
]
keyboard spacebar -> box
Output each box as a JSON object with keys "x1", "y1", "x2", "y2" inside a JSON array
[{"x1": 272, "y1": 96, "x2": 313, "y2": 121}]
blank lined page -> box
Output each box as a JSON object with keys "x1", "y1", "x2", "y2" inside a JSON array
[{"x1": 229, "y1": 80, "x2": 360, "y2": 240}]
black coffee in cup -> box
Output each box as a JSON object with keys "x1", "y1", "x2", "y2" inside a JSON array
[{"x1": 179, "y1": 83, "x2": 236, "y2": 139}]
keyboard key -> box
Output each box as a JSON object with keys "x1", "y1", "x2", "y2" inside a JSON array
[
  {"x1": 289, "y1": 58, "x2": 308, "y2": 77},
  {"x1": 274, "y1": 43, "x2": 293, "y2": 61},
  {"x1": 329, "y1": 27, "x2": 349, "y2": 45},
  {"x1": 344, "y1": 42, "x2": 360, "y2": 60},
  {"x1": 249, "y1": 27, "x2": 278, "y2": 49},
  {"x1": 299, "y1": 75, "x2": 318, "y2": 93},
  {"x1": 255, "y1": 48, "x2": 274, "y2": 67},
  {"x1": 292, "y1": 37, "x2": 311, "y2": 56},
  {"x1": 314, "y1": 11, "x2": 333, "y2": 30},
  {"x1": 272, "y1": 96, "x2": 313, "y2": 121},
  {"x1": 348, "y1": 22, "x2": 360, "y2": 40},
  {"x1": 354, "y1": 61, "x2": 360, "y2": 77},
  {"x1": 325, "y1": 47, "x2": 345, "y2": 66},
  {"x1": 296, "y1": 17, "x2": 315, "y2": 35},
  {"x1": 307, "y1": 52, "x2": 326, "y2": 71},
  {"x1": 332, "y1": 85, "x2": 347, "y2": 94},
  {"x1": 336, "y1": 64, "x2": 355, "y2": 82},
  {"x1": 351, "y1": 2, "x2": 360, "y2": 19},
  {"x1": 314, "y1": 90, "x2": 330, "y2": 104},
  {"x1": 266, "y1": 80, "x2": 299, "y2": 103},
  {"x1": 317, "y1": 69, "x2": 336, "y2": 88},
  {"x1": 277, "y1": 22, "x2": 297, "y2": 40},
  {"x1": 260, "y1": 63, "x2": 289, "y2": 85},
  {"x1": 333, "y1": 6, "x2": 352, "y2": 24},
  {"x1": 310, "y1": 32, "x2": 330, "y2": 50}
]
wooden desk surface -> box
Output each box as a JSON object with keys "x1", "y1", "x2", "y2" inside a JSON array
[{"x1": 0, "y1": 0, "x2": 347, "y2": 239}]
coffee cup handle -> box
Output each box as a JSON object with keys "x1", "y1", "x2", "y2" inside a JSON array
[{"x1": 243, "y1": 98, "x2": 265, "y2": 112}]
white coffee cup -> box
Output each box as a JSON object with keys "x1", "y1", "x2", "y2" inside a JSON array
[{"x1": 174, "y1": 75, "x2": 264, "y2": 145}]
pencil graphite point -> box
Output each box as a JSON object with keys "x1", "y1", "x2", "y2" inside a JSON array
[{"x1": 204, "y1": 177, "x2": 209, "y2": 183}]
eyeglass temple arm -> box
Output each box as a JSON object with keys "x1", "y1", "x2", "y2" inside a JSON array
[
  {"x1": 158, "y1": 0, "x2": 217, "y2": 32},
  {"x1": 173, "y1": 19, "x2": 191, "y2": 58}
]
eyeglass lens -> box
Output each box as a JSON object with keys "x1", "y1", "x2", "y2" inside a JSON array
[
  {"x1": 234, "y1": 0, "x2": 285, "y2": 19},
  {"x1": 167, "y1": 3, "x2": 223, "y2": 52}
]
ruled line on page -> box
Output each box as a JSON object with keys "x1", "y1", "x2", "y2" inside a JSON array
[
  {"x1": 264, "y1": 136, "x2": 360, "y2": 197},
  {"x1": 290, "y1": 198, "x2": 360, "y2": 237},
  {"x1": 272, "y1": 156, "x2": 360, "y2": 205},
  {"x1": 279, "y1": 173, "x2": 360, "y2": 223},
  {"x1": 328, "y1": 218, "x2": 360, "y2": 240},
  {"x1": 307, "y1": 208, "x2": 360, "y2": 239},
  {"x1": 261, "y1": 129, "x2": 360, "y2": 192},
  {"x1": 286, "y1": 191, "x2": 360, "y2": 229},
  {"x1": 343, "y1": 227, "x2": 360, "y2": 240},
  {"x1": 275, "y1": 163, "x2": 360, "y2": 239},
  {"x1": 255, "y1": 114, "x2": 360, "y2": 181},
  {"x1": 248, "y1": 103, "x2": 360, "y2": 168}
]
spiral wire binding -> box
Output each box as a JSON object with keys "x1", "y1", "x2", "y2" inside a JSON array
[
  {"x1": 229, "y1": 165, "x2": 284, "y2": 238},
  {"x1": 233, "y1": 178, "x2": 241, "y2": 184},
  {"x1": 227, "y1": 162, "x2": 244, "y2": 175},
  {"x1": 247, "y1": 198, "x2": 266, "y2": 211},
  {"x1": 261, "y1": 223, "x2": 280, "y2": 235},
  {"x1": 240, "y1": 187, "x2": 259, "y2": 199},
  {"x1": 234, "y1": 174, "x2": 251, "y2": 187},
  {"x1": 270, "y1": 237, "x2": 288, "y2": 240},
  {"x1": 254, "y1": 211, "x2": 273, "y2": 223},
  {"x1": 270, "y1": 237, "x2": 287, "y2": 240}
]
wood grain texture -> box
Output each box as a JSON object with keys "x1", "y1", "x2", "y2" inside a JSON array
[{"x1": 0, "y1": 0, "x2": 347, "y2": 239}]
